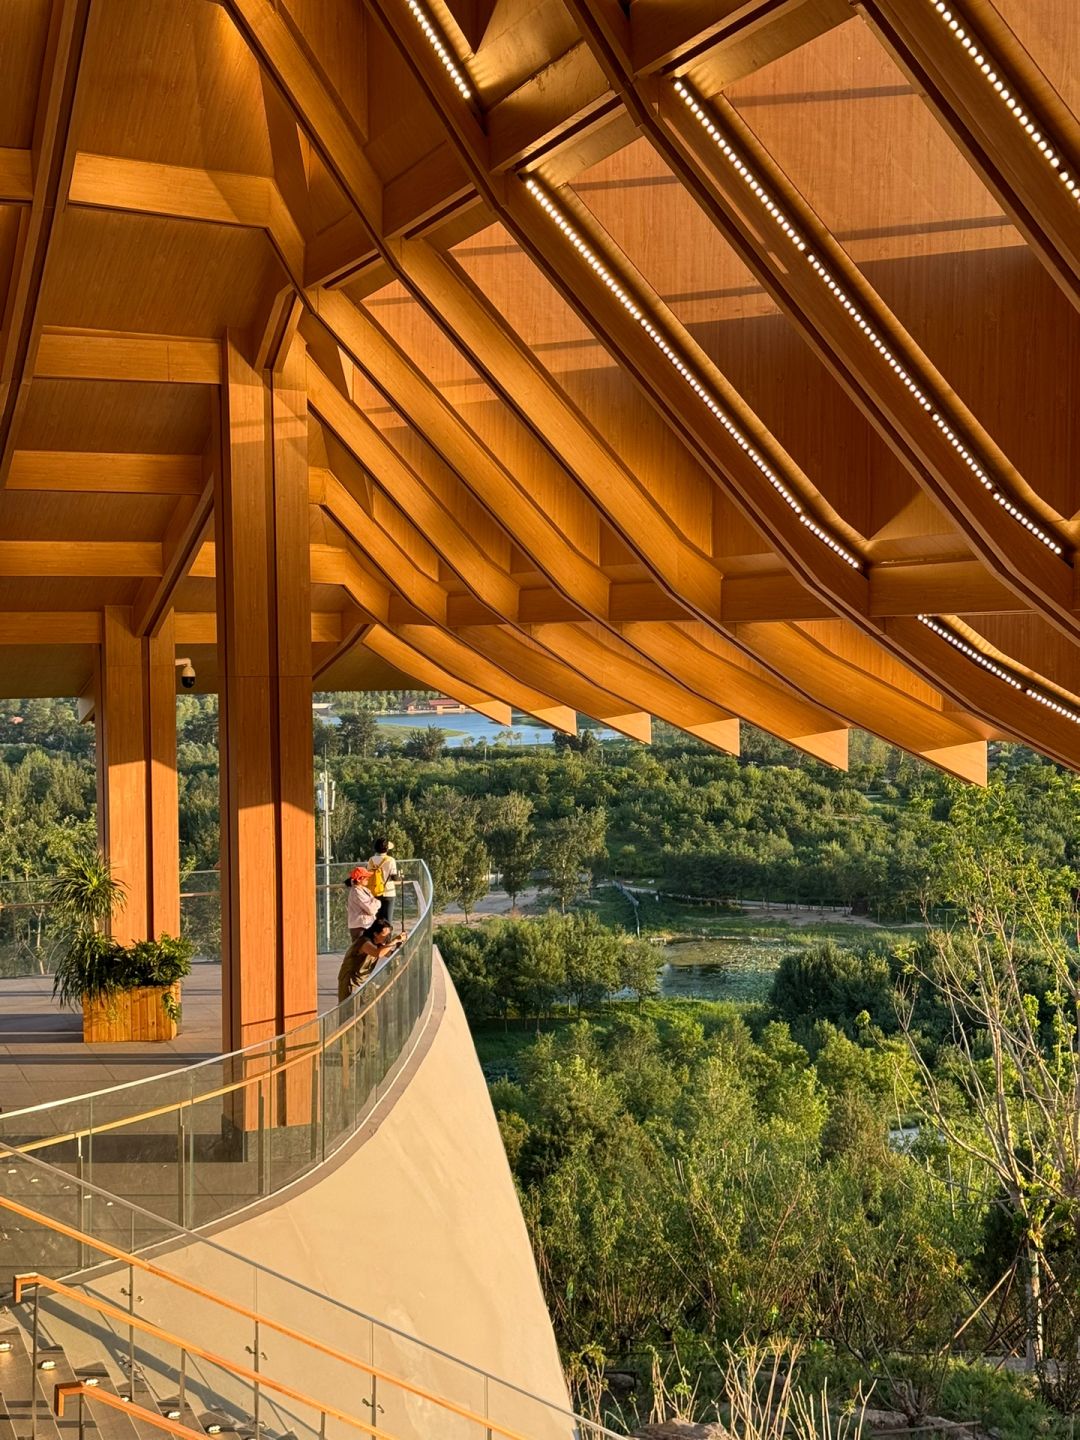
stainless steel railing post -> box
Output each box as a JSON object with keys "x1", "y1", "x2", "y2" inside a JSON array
[{"x1": 30, "y1": 1286, "x2": 40, "y2": 1440}]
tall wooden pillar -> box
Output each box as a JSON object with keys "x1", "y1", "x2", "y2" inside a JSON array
[
  {"x1": 96, "y1": 609, "x2": 180, "y2": 945},
  {"x1": 216, "y1": 335, "x2": 316, "y2": 1057}
]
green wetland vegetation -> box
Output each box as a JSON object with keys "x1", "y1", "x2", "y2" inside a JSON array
[{"x1": 3, "y1": 698, "x2": 1080, "y2": 1436}]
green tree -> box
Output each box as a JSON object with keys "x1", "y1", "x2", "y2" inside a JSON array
[
  {"x1": 899, "y1": 781, "x2": 1080, "y2": 1393},
  {"x1": 544, "y1": 807, "x2": 607, "y2": 911},
  {"x1": 559, "y1": 911, "x2": 621, "y2": 1011},
  {"x1": 404, "y1": 727, "x2": 447, "y2": 760},
  {"x1": 337, "y1": 710, "x2": 379, "y2": 757},
  {"x1": 481, "y1": 792, "x2": 538, "y2": 908},
  {"x1": 619, "y1": 938, "x2": 660, "y2": 1002},
  {"x1": 452, "y1": 838, "x2": 490, "y2": 923}
]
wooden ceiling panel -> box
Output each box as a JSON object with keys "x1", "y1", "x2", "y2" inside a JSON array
[
  {"x1": 0, "y1": 646, "x2": 96, "y2": 701},
  {"x1": 41, "y1": 210, "x2": 283, "y2": 338},
  {"x1": 965, "y1": 614, "x2": 1080, "y2": 701},
  {"x1": 0, "y1": 578, "x2": 140, "y2": 610},
  {"x1": 0, "y1": 1, "x2": 50, "y2": 148},
  {"x1": 316, "y1": 644, "x2": 418, "y2": 693},
  {"x1": 363, "y1": 27, "x2": 450, "y2": 185},
  {"x1": 572, "y1": 138, "x2": 921, "y2": 542},
  {"x1": 0, "y1": 490, "x2": 177, "y2": 542},
  {"x1": 361, "y1": 281, "x2": 483, "y2": 391},
  {"x1": 77, "y1": 0, "x2": 274, "y2": 175},
  {"x1": 0, "y1": 205, "x2": 23, "y2": 323},
  {"x1": 281, "y1": 0, "x2": 369, "y2": 136},
  {"x1": 724, "y1": 18, "x2": 1012, "y2": 265},
  {"x1": 16, "y1": 380, "x2": 211, "y2": 453},
  {"x1": 724, "y1": 16, "x2": 1080, "y2": 523}
]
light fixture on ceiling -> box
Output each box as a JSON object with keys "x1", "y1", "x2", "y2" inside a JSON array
[
  {"x1": 929, "y1": 1, "x2": 1078, "y2": 200},
  {"x1": 403, "y1": 0, "x2": 472, "y2": 100},
  {"x1": 672, "y1": 79, "x2": 1066, "y2": 559},
  {"x1": 917, "y1": 613, "x2": 1080, "y2": 723},
  {"x1": 523, "y1": 176, "x2": 862, "y2": 570}
]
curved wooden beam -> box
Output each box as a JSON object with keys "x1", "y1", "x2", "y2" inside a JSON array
[
  {"x1": 316, "y1": 444, "x2": 654, "y2": 739},
  {"x1": 884, "y1": 615, "x2": 1080, "y2": 772},
  {"x1": 0, "y1": 0, "x2": 93, "y2": 487},
  {"x1": 733, "y1": 620, "x2": 989, "y2": 783},
  {"x1": 360, "y1": 623, "x2": 512, "y2": 725},
  {"x1": 635, "y1": 62, "x2": 1080, "y2": 641}
]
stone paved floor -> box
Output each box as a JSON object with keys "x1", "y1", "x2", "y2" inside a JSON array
[{"x1": 0, "y1": 956, "x2": 343, "y2": 1116}]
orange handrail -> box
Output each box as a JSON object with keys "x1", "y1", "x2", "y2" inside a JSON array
[
  {"x1": 54, "y1": 1383, "x2": 207, "y2": 1440},
  {"x1": 7, "y1": 1218, "x2": 544, "y2": 1440},
  {"x1": 22, "y1": 1274, "x2": 407, "y2": 1440}
]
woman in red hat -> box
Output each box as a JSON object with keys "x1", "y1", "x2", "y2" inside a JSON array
[{"x1": 345, "y1": 865, "x2": 379, "y2": 943}]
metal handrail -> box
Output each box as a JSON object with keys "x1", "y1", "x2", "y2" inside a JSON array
[
  {"x1": 55, "y1": 1384, "x2": 207, "y2": 1440},
  {"x1": 12, "y1": 938, "x2": 420, "y2": 1155},
  {"x1": 5, "y1": 1201, "x2": 570, "y2": 1440},
  {"x1": 0, "y1": 1139, "x2": 598, "y2": 1433},
  {"x1": 22, "y1": 1276, "x2": 408, "y2": 1440},
  {"x1": 0, "y1": 859, "x2": 430, "y2": 1126}
]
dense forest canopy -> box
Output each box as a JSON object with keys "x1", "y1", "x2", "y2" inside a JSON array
[
  {"x1": 3, "y1": 695, "x2": 1077, "y2": 915},
  {"x1": 4, "y1": 696, "x2": 1080, "y2": 1434}
]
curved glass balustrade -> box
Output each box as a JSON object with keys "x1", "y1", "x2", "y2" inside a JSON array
[{"x1": 0, "y1": 860, "x2": 434, "y2": 1234}]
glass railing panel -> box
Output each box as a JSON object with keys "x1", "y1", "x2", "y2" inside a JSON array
[
  {"x1": 372, "y1": 1324, "x2": 487, "y2": 1440},
  {"x1": 264, "y1": 1016, "x2": 323, "y2": 1198},
  {"x1": 0, "y1": 1096, "x2": 94, "y2": 1181},
  {"x1": 0, "y1": 1140, "x2": 598, "y2": 1440},
  {"x1": 486, "y1": 1371, "x2": 584, "y2": 1440},
  {"x1": 180, "y1": 869, "x2": 222, "y2": 965}
]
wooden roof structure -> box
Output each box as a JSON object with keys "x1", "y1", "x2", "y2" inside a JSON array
[{"x1": 3, "y1": 0, "x2": 1080, "y2": 782}]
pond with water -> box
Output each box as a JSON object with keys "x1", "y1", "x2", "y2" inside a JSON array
[{"x1": 657, "y1": 936, "x2": 795, "y2": 1004}]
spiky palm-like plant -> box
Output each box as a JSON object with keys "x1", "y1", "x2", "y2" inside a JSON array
[{"x1": 47, "y1": 852, "x2": 127, "y2": 1009}]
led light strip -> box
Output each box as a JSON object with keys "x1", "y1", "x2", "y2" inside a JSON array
[
  {"x1": 403, "y1": 0, "x2": 472, "y2": 99},
  {"x1": 918, "y1": 614, "x2": 1080, "y2": 723},
  {"x1": 523, "y1": 177, "x2": 862, "y2": 570},
  {"x1": 672, "y1": 80, "x2": 1065, "y2": 559},
  {"x1": 928, "y1": 1, "x2": 1078, "y2": 203}
]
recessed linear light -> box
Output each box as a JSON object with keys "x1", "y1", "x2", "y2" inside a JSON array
[
  {"x1": 930, "y1": 1, "x2": 1078, "y2": 202},
  {"x1": 672, "y1": 80, "x2": 1066, "y2": 559},
  {"x1": 918, "y1": 614, "x2": 1080, "y2": 724},
  {"x1": 523, "y1": 176, "x2": 862, "y2": 570},
  {"x1": 403, "y1": 0, "x2": 472, "y2": 100}
]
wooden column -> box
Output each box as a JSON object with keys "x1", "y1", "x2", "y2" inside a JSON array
[
  {"x1": 216, "y1": 334, "x2": 316, "y2": 1059},
  {"x1": 96, "y1": 608, "x2": 180, "y2": 944}
]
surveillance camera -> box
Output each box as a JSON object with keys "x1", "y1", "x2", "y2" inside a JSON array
[{"x1": 179, "y1": 662, "x2": 196, "y2": 691}]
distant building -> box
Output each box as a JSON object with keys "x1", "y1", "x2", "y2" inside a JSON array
[{"x1": 406, "y1": 696, "x2": 469, "y2": 714}]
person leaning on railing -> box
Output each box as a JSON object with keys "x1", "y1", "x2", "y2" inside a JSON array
[{"x1": 336, "y1": 917, "x2": 407, "y2": 1004}]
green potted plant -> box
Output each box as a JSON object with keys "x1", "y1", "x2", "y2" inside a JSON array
[{"x1": 48, "y1": 853, "x2": 194, "y2": 1042}]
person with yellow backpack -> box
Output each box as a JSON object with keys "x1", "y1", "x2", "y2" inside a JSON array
[{"x1": 368, "y1": 837, "x2": 399, "y2": 926}]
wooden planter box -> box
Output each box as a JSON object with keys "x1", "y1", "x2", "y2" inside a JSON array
[{"x1": 82, "y1": 984, "x2": 181, "y2": 1043}]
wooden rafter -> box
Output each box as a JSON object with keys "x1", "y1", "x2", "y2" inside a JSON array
[{"x1": 0, "y1": 0, "x2": 92, "y2": 486}]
